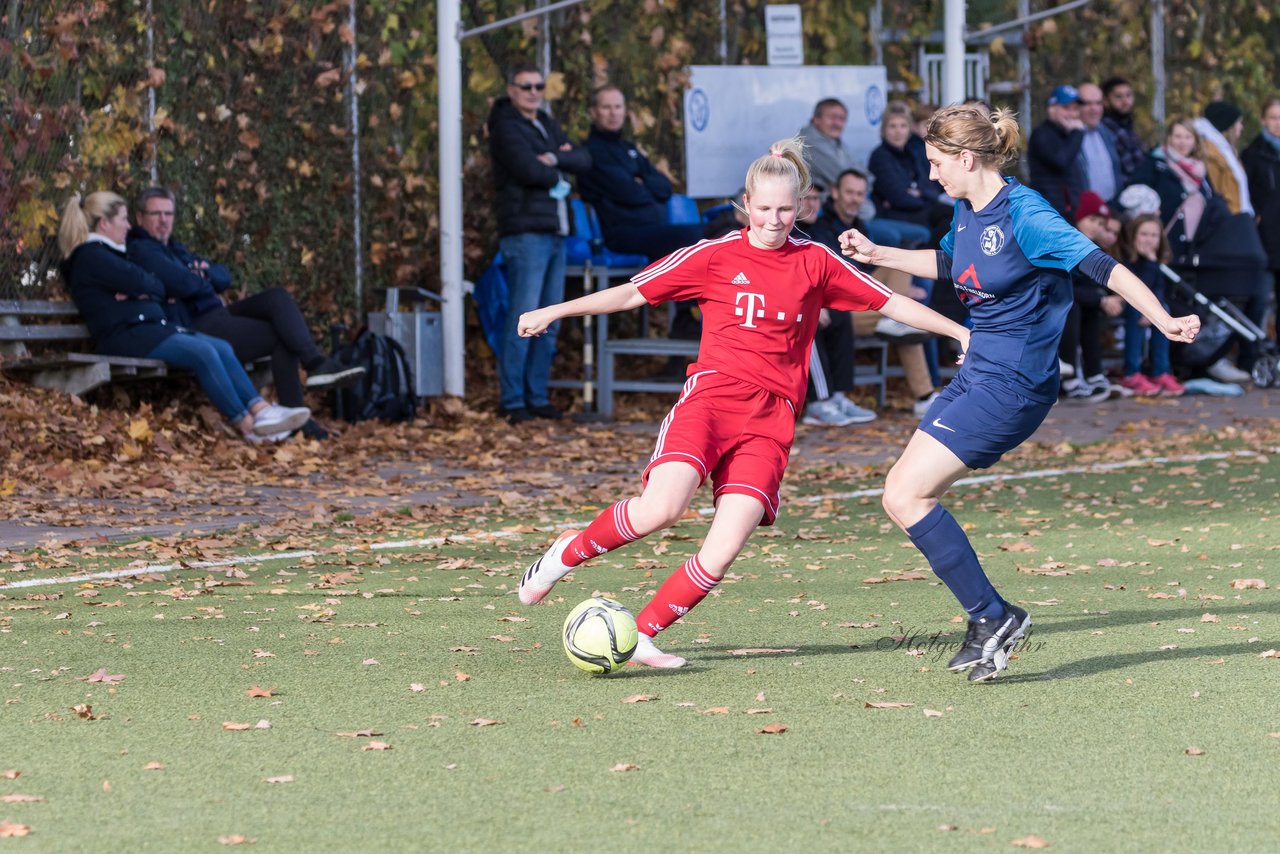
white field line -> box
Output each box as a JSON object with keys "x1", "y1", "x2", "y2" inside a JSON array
[{"x1": 0, "y1": 449, "x2": 1262, "y2": 591}]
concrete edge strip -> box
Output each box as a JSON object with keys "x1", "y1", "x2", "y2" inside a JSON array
[{"x1": 0, "y1": 449, "x2": 1261, "y2": 590}]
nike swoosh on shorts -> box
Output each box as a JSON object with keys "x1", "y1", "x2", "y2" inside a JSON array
[{"x1": 932, "y1": 418, "x2": 956, "y2": 433}]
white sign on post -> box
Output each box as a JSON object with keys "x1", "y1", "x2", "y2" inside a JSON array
[
  {"x1": 683, "y1": 65, "x2": 889, "y2": 199},
  {"x1": 765, "y1": 5, "x2": 803, "y2": 66}
]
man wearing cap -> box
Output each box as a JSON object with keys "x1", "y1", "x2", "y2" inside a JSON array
[
  {"x1": 1059, "y1": 191, "x2": 1126, "y2": 403},
  {"x1": 1029, "y1": 84, "x2": 1087, "y2": 218},
  {"x1": 1194, "y1": 101, "x2": 1253, "y2": 215},
  {"x1": 1077, "y1": 82, "x2": 1124, "y2": 206}
]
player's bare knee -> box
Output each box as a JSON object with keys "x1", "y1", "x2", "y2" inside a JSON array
[{"x1": 882, "y1": 486, "x2": 924, "y2": 530}]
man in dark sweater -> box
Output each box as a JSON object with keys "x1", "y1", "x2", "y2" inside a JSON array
[
  {"x1": 487, "y1": 64, "x2": 592, "y2": 423},
  {"x1": 127, "y1": 187, "x2": 361, "y2": 439},
  {"x1": 1101, "y1": 76, "x2": 1148, "y2": 185},
  {"x1": 578, "y1": 86, "x2": 704, "y2": 262},
  {"x1": 578, "y1": 86, "x2": 703, "y2": 343}
]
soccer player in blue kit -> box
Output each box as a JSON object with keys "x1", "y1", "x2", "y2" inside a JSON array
[{"x1": 841, "y1": 105, "x2": 1200, "y2": 681}]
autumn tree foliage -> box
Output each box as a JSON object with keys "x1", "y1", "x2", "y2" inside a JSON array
[{"x1": 3, "y1": 1, "x2": 1278, "y2": 321}]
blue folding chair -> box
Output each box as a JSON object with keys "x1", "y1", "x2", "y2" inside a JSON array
[
  {"x1": 666, "y1": 193, "x2": 700, "y2": 225},
  {"x1": 569, "y1": 198, "x2": 647, "y2": 267}
]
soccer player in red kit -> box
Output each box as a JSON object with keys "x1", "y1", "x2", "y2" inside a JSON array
[{"x1": 517, "y1": 137, "x2": 971, "y2": 667}]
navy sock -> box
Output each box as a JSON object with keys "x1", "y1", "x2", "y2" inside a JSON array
[{"x1": 905, "y1": 504, "x2": 1004, "y2": 620}]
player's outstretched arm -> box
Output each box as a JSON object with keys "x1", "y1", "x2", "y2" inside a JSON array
[
  {"x1": 518, "y1": 282, "x2": 648, "y2": 338},
  {"x1": 879, "y1": 293, "x2": 971, "y2": 357},
  {"x1": 838, "y1": 228, "x2": 940, "y2": 279},
  {"x1": 1104, "y1": 265, "x2": 1200, "y2": 343}
]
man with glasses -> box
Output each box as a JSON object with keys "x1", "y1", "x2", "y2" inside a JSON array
[
  {"x1": 487, "y1": 64, "x2": 591, "y2": 424},
  {"x1": 127, "y1": 187, "x2": 361, "y2": 439}
]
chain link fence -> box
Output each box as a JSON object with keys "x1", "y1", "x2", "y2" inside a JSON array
[{"x1": 1, "y1": 1, "x2": 422, "y2": 323}]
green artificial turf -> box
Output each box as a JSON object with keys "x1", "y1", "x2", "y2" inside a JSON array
[{"x1": 2, "y1": 450, "x2": 1278, "y2": 852}]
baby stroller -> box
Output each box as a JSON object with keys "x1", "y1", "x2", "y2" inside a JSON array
[{"x1": 1163, "y1": 264, "x2": 1280, "y2": 388}]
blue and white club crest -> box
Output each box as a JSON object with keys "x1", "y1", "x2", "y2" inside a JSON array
[
  {"x1": 979, "y1": 225, "x2": 1005, "y2": 256},
  {"x1": 864, "y1": 85, "x2": 885, "y2": 126},
  {"x1": 687, "y1": 88, "x2": 710, "y2": 133}
]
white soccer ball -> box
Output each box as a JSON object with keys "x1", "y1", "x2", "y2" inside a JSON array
[{"x1": 562, "y1": 597, "x2": 638, "y2": 674}]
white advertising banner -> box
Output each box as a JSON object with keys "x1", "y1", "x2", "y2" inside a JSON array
[{"x1": 683, "y1": 65, "x2": 889, "y2": 199}]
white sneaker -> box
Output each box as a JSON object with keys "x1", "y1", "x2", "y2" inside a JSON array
[
  {"x1": 1061, "y1": 379, "x2": 1109, "y2": 404},
  {"x1": 833, "y1": 394, "x2": 877, "y2": 423},
  {"x1": 1207, "y1": 357, "x2": 1251, "y2": 385},
  {"x1": 518, "y1": 530, "x2": 578, "y2": 605},
  {"x1": 632, "y1": 634, "x2": 686, "y2": 668},
  {"x1": 1058, "y1": 358, "x2": 1076, "y2": 379},
  {"x1": 244, "y1": 429, "x2": 293, "y2": 444},
  {"x1": 912, "y1": 390, "x2": 940, "y2": 417},
  {"x1": 801, "y1": 397, "x2": 857, "y2": 427},
  {"x1": 874, "y1": 317, "x2": 931, "y2": 344},
  {"x1": 252, "y1": 404, "x2": 311, "y2": 436},
  {"x1": 1085, "y1": 374, "x2": 1130, "y2": 400}
]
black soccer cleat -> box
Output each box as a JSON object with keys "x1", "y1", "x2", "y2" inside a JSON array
[{"x1": 947, "y1": 604, "x2": 1031, "y2": 673}]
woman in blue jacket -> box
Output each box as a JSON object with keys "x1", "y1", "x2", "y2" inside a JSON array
[{"x1": 57, "y1": 192, "x2": 309, "y2": 441}]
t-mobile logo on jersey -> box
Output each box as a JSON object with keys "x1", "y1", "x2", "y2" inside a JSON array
[
  {"x1": 735, "y1": 291, "x2": 767, "y2": 328},
  {"x1": 735, "y1": 292, "x2": 804, "y2": 328}
]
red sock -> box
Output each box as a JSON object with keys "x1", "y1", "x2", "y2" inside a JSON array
[
  {"x1": 636, "y1": 556, "x2": 719, "y2": 637},
  {"x1": 564, "y1": 499, "x2": 641, "y2": 567}
]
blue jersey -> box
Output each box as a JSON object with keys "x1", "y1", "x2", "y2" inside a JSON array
[{"x1": 941, "y1": 179, "x2": 1097, "y2": 403}]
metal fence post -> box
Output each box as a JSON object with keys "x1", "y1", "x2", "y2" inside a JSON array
[{"x1": 346, "y1": 0, "x2": 363, "y2": 315}]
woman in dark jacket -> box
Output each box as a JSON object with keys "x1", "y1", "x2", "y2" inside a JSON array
[
  {"x1": 1133, "y1": 118, "x2": 1268, "y2": 377},
  {"x1": 868, "y1": 101, "x2": 952, "y2": 241},
  {"x1": 1242, "y1": 96, "x2": 1280, "y2": 310},
  {"x1": 57, "y1": 191, "x2": 309, "y2": 441}
]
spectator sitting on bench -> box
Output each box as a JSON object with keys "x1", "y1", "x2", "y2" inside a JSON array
[
  {"x1": 1116, "y1": 213, "x2": 1184, "y2": 397},
  {"x1": 798, "y1": 97, "x2": 931, "y2": 254},
  {"x1": 578, "y1": 85, "x2": 703, "y2": 341},
  {"x1": 790, "y1": 182, "x2": 877, "y2": 426},
  {"x1": 58, "y1": 191, "x2": 311, "y2": 443},
  {"x1": 127, "y1": 187, "x2": 360, "y2": 440},
  {"x1": 1058, "y1": 191, "x2": 1125, "y2": 403},
  {"x1": 807, "y1": 168, "x2": 941, "y2": 417}
]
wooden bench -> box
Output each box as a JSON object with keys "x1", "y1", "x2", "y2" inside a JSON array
[
  {"x1": 595, "y1": 325, "x2": 889, "y2": 419},
  {"x1": 0, "y1": 299, "x2": 267, "y2": 396}
]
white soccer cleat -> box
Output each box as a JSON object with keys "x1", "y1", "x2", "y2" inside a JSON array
[
  {"x1": 518, "y1": 529, "x2": 578, "y2": 605},
  {"x1": 632, "y1": 633, "x2": 687, "y2": 668}
]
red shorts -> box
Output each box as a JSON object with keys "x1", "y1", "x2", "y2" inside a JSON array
[{"x1": 641, "y1": 371, "x2": 795, "y2": 525}]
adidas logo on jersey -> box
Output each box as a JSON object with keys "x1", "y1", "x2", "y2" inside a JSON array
[{"x1": 731, "y1": 271, "x2": 751, "y2": 285}]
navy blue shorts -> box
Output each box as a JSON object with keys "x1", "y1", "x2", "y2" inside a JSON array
[{"x1": 917, "y1": 375, "x2": 1053, "y2": 469}]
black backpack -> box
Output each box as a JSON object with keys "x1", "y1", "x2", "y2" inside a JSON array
[{"x1": 332, "y1": 329, "x2": 418, "y2": 422}]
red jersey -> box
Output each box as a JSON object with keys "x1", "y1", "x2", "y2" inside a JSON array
[{"x1": 632, "y1": 229, "x2": 893, "y2": 409}]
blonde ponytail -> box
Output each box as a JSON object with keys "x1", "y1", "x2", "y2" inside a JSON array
[
  {"x1": 57, "y1": 190, "x2": 127, "y2": 257},
  {"x1": 58, "y1": 193, "x2": 89, "y2": 258}
]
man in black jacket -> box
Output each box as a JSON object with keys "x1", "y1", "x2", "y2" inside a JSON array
[
  {"x1": 808, "y1": 169, "x2": 940, "y2": 417},
  {"x1": 127, "y1": 187, "x2": 361, "y2": 439},
  {"x1": 578, "y1": 86, "x2": 704, "y2": 345},
  {"x1": 1028, "y1": 84, "x2": 1086, "y2": 218},
  {"x1": 487, "y1": 64, "x2": 592, "y2": 424},
  {"x1": 578, "y1": 86, "x2": 703, "y2": 262}
]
